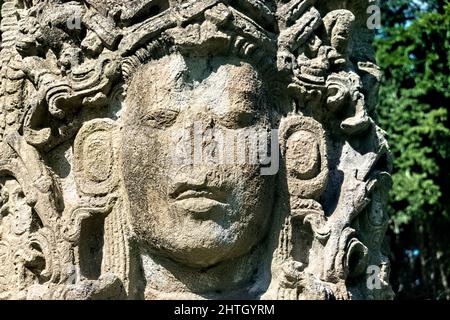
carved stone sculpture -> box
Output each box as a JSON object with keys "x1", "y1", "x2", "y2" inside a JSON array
[{"x1": 0, "y1": 0, "x2": 393, "y2": 300}]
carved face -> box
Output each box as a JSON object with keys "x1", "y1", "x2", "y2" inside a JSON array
[{"x1": 120, "y1": 53, "x2": 276, "y2": 267}]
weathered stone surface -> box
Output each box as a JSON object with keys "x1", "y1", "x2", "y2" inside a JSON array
[{"x1": 0, "y1": 0, "x2": 393, "y2": 300}]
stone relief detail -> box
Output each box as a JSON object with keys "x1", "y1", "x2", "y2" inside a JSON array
[{"x1": 0, "y1": 0, "x2": 394, "y2": 299}]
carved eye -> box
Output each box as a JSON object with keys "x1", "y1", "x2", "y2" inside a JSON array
[{"x1": 144, "y1": 108, "x2": 179, "y2": 128}]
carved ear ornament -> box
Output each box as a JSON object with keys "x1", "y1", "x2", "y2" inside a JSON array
[
  {"x1": 279, "y1": 114, "x2": 328, "y2": 200},
  {"x1": 62, "y1": 196, "x2": 117, "y2": 244},
  {"x1": 73, "y1": 119, "x2": 119, "y2": 197}
]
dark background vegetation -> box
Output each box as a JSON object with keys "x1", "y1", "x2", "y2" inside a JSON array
[
  {"x1": 0, "y1": 0, "x2": 449, "y2": 300},
  {"x1": 375, "y1": 0, "x2": 449, "y2": 300}
]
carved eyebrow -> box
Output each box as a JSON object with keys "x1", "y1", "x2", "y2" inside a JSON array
[{"x1": 139, "y1": 106, "x2": 180, "y2": 129}]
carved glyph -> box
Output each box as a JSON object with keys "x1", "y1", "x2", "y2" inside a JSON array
[{"x1": 0, "y1": 0, "x2": 393, "y2": 300}]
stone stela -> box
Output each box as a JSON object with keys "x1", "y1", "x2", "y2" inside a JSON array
[{"x1": 0, "y1": 0, "x2": 393, "y2": 300}]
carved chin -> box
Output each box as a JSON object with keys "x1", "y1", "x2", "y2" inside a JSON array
[
  {"x1": 138, "y1": 213, "x2": 265, "y2": 268},
  {"x1": 121, "y1": 186, "x2": 270, "y2": 268}
]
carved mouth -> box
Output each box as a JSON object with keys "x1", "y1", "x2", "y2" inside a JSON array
[
  {"x1": 175, "y1": 190, "x2": 221, "y2": 201},
  {"x1": 171, "y1": 183, "x2": 226, "y2": 200},
  {"x1": 174, "y1": 198, "x2": 226, "y2": 213},
  {"x1": 170, "y1": 184, "x2": 228, "y2": 213}
]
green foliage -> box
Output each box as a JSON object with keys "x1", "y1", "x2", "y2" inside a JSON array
[
  {"x1": 376, "y1": 0, "x2": 450, "y2": 228},
  {"x1": 375, "y1": 0, "x2": 450, "y2": 299},
  {"x1": 379, "y1": 0, "x2": 442, "y2": 27}
]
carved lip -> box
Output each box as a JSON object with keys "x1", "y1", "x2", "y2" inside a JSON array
[
  {"x1": 174, "y1": 198, "x2": 226, "y2": 213},
  {"x1": 170, "y1": 183, "x2": 227, "y2": 201},
  {"x1": 175, "y1": 190, "x2": 221, "y2": 201},
  {"x1": 170, "y1": 184, "x2": 228, "y2": 213}
]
